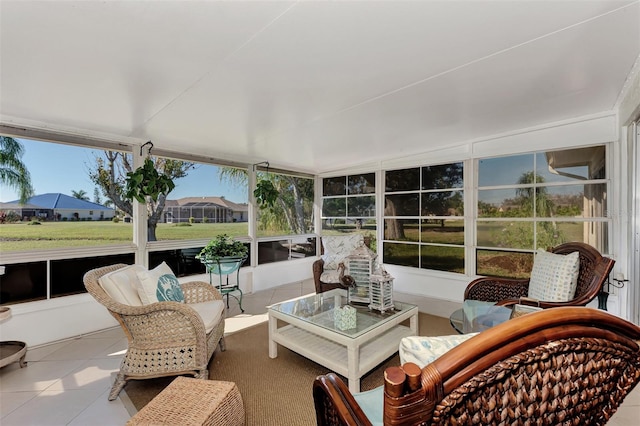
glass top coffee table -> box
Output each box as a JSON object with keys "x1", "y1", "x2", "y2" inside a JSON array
[
  {"x1": 268, "y1": 289, "x2": 418, "y2": 393},
  {"x1": 449, "y1": 300, "x2": 513, "y2": 334}
]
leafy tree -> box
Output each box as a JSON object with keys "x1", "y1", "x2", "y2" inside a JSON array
[
  {"x1": 71, "y1": 189, "x2": 89, "y2": 201},
  {"x1": 219, "y1": 168, "x2": 313, "y2": 234},
  {"x1": 0, "y1": 136, "x2": 34, "y2": 203},
  {"x1": 494, "y1": 171, "x2": 565, "y2": 250},
  {"x1": 89, "y1": 151, "x2": 194, "y2": 241}
]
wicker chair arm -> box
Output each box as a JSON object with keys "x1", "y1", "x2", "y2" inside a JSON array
[
  {"x1": 181, "y1": 280, "x2": 223, "y2": 304},
  {"x1": 464, "y1": 277, "x2": 529, "y2": 302},
  {"x1": 313, "y1": 373, "x2": 372, "y2": 426},
  {"x1": 119, "y1": 301, "x2": 207, "y2": 342}
]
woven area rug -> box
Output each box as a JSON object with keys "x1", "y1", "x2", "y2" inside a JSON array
[{"x1": 124, "y1": 312, "x2": 455, "y2": 426}]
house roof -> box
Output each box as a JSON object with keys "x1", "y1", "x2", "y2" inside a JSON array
[
  {"x1": 1, "y1": 1, "x2": 637, "y2": 173},
  {"x1": 169, "y1": 197, "x2": 248, "y2": 212},
  {"x1": 8, "y1": 193, "x2": 114, "y2": 211}
]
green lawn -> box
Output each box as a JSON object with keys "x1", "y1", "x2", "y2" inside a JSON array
[{"x1": 0, "y1": 222, "x2": 248, "y2": 252}]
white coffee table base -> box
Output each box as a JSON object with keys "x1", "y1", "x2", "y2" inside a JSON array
[{"x1": 269, "y1": 306, "x2": 418, "y2": 393}]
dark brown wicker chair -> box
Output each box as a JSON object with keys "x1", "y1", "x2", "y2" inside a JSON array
[
  {"x1": 313, "y1": 307, "x2": 640, "y2": 425},
  {"x1": 312, "y1": 235, "x2": 372, "y2": 294},
  {"x1": 464, "y1": 242, "x2": 615, "y2": 309}
]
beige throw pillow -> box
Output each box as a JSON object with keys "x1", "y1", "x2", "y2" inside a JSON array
[{"x1": 528, "y1": 249, "x2": 580, "y2": 302}]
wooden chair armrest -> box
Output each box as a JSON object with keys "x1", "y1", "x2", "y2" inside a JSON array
[{"x1": 313, "y1": 373, "x2": 372, "y2": 426}]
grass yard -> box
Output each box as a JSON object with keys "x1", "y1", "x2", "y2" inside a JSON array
[{"x1": 0, "y1": 221, "x2": 248, "y2": 252}]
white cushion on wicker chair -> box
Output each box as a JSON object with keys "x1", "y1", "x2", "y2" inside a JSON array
[
  {"x1": 98, "y1": 264, "x2": 145, "y2": 306},
  {"x1": 190, "y1": 300, "x2": 225, "y2": 334},
  {"x1": 528, "y1": 249, "x2": 580, "y2": 302}
]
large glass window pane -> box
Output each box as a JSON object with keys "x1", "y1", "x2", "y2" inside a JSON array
[
  {"x1": 384, "y1": 194, "x2": 419, "y2": 216},
  {"x1": 421, "y1": 245, "x2": 464, "y2": 273},
  {"x1": 347, "y1": 196, "x2": 375, "y2": 217},
  {"x1": 159, "y1": 163, "x2": 248, "y2": 241},
  {"x1": 478, "y1": 188, "x2": 531, "y2": 217},
  {"x1": 477, "y1": 220, "x2": 535, "y2": 250},
  {"x1": 421, "y1": 219, "x2": 464, "y2": 244},
  {"x1": 477, "y1": 146, "x2": 609, "y2": 266},
  {"x1": 0, "y1": 138, "x2": 129, "y2": 252},
  {"x1": 383, "y1": 242, "x2": 419, "y2": 267},
  {"x1": 50, "y1": 253, "x2": 135, "y2": 298},
  {"x1": 257, "y1": 238, "x2": 316, "y2": 264},
  {"x1": 539, "y1": 184, "x2": 607, "y2": 218},
  {"x1": 476, "y1": 249, "x2": 534, "y2": 279},
  {"x1": 384, "y1": 219, "x2": 419, "y2": 242},
  {"x1": 537, "y1": 146, "x2": 606, "y2": 183},
  {"x1": 421, "y1": 191, "x2": 464, "y2": 216},
  {"x1": 322, "y1": 174, "x2": 377, "y2": 238},
  {"x1": 322, "y1": 198, "x2": 346, "y2": 217},
  {"x1": 0, "y1": 261, "x2": 47, "y2": 304},
  {"x1": 478, "y1": 154, "x2": 533, "y2": 187},
  {"x1": 422, "y1": 163, "x2": 463, "y2": 189},
  {"x1": 149, "y1": 248, "x2": 208, "y2": 277},
  {"x1": 323, "y1": 176, "x2": 346, "y2": 196},
  {"x1": 256, "y1": 172, "x2": 314, "y2": 237},
  {"x1": 385, "y1": 168, "x2": 420, "y2": 192},
  {"x1": 348, "y1": 173, "x2": 375, "y2": 195},
  {"x1": 553, "y1": 221, "x2": 608, "y2": 253}
]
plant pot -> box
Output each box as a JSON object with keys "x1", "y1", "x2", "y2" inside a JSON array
[{"x1": 202, "y1": 256, "x2": 246, "y2": 276}]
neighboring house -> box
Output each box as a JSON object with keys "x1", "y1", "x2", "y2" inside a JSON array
[
  {"x1": 2, "y1": 193, "x2": 115, "y2": 221},
  {"x1": 163, "y1": 196, "x2": 248, "y2": 223}
]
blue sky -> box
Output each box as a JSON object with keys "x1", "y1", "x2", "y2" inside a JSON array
[{"x1": 0, "y1": 138, "x2": 248, "y2": 204}]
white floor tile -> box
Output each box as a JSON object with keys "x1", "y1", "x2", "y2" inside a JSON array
[
  {"x1": 67, "y1": 388, "x2": 131, "y2": 426},
  {"x1": 44, "y1": 338, "x2": 124, "y2": 361},
  {"x1": 0, "y1": 360, "x2": 85, "y2": 392},
  {"x1": 1, "y1": 388, "x2": 105, "y2": 426},
  {"x1": 46, "y1": 357, "x2": 121, "y2": 391},
  {"x1": 0, "y1": 391, "x2": 39, "y2": 417},
  {"x1": 24, "y1": 341, "x2": 73, "y2": 362}
]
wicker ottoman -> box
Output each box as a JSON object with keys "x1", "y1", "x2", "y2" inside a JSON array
[{"x1": 126, "y1": 377, "x2": 245, "y2": 426}]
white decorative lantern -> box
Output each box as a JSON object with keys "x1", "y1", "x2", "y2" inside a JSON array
[
  {"x1": 345, "y1": 244, "x2": 377, "y2": 304},
  {"x1": 369, "y1": 266, "x2": 394, "y2": 313}
]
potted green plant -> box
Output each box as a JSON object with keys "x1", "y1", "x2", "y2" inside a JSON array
[
  {"x1": 253, "y1": 179, "x2": 279, "y2": 209},
  {"x1": 124, "y1": 157, "x2": 175, "y2": 203},
  {"x1": 196, "y1": 234, "x2": 248, "y2": 275}
]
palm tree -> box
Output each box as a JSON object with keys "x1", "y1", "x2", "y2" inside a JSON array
[
  {"x1": 0, "y1": 136, "x2": 34, "y2": 203},
  {"x1": 71, "y1": 189, "x2": 90, "y2": 201}
]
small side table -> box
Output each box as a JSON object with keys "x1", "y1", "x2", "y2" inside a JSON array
[{"x1": 203, "y1": 257, "x2": 246, "y2": 312}]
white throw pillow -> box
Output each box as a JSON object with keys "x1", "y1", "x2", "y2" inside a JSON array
[
  {"x1": 98, "y1": 264, "x2": 146, "y2": 306},
  {"x1": 321, "y1": 234, "x2": 364, "y2": 270},
  {"x1": 136, "y1": 262, "x2": 185, "y2": 304},
  {"x1": 528, "y1": 249, "x2": 580, "y2": 302}
]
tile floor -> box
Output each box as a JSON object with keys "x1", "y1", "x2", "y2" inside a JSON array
[{"x1": 1, "y1": 280, "x2": 638, "y2": 425}]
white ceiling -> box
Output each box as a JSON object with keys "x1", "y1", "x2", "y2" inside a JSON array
[{"x1": 1, "y1": 1, "x2": 638, "y2": 174}]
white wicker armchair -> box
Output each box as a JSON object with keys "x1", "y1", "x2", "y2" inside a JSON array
[{"x1": 83, "y1": 264, "x2": 225, "y2": 400}]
